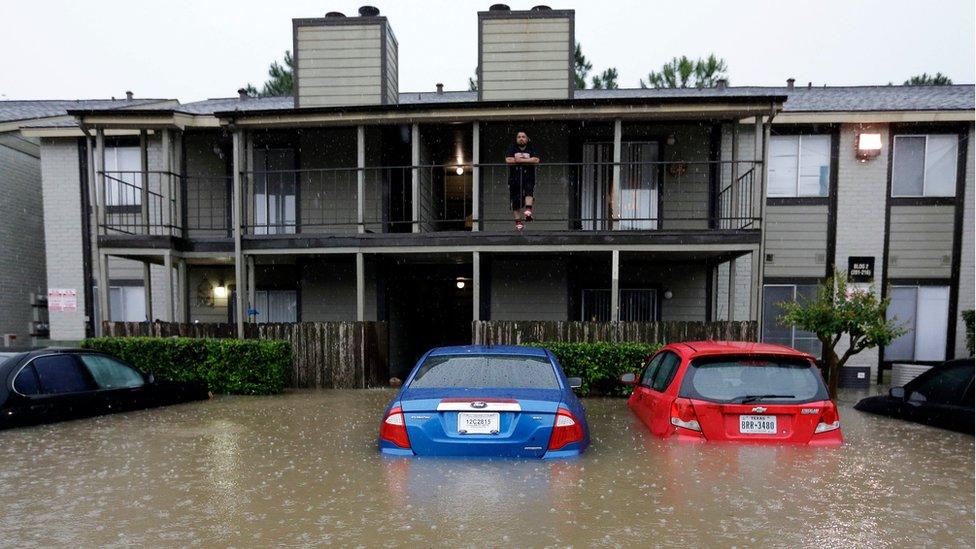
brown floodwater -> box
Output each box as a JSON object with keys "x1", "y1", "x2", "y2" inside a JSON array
[{"x1": 0, "y1": 389, "x2": 972, "y2": 548}]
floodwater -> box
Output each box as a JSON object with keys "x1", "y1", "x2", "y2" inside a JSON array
[{"x1": 0, "y1": 390, "x2": 972, "y2": 548}]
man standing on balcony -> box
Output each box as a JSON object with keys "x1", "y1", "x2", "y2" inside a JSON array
[{"x1": 505, "y1": 131, "x2": 540, "y2": 232}]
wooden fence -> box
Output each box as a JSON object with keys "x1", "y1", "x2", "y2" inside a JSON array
[
  {"x1": 102, "y1": 321, "x2": 388, "y2": 389},
  {"x1": 472, "y1": 320, "x2": 758, "y2": 346}
]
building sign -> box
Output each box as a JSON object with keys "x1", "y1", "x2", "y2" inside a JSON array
[
  {"x1": 48, "y1": 288, "x2": 78, "y2": 312},
  {"x1": 847, "y1": 256, "x2": 875, "y2": 283}
]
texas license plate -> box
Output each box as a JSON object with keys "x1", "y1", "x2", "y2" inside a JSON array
[
  {"x1": 458, "y1": 412, "x2": 500, "y2": 434},
  {"x1": 739, "y1": 415, "x2": 777, "y2": 434}
]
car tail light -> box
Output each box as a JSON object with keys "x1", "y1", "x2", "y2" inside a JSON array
[
  {"x1": 380, "y1": 406, "x2": 411, "y2": 448},
  {"x1": 548, "y1": 408, "x2": 584, "y2": 450},
  {"x1": 670, "y1": 398, "x2": 701, "y2": 432},
  {"x1": 815, "y1": 402, "x2": 841, "y2": 434}
]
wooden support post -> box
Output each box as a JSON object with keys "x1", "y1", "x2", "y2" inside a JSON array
[
  {"x1": 611, "y1": 119, "x2": 622, "y2": 231},
  {"x1": 472, "y1": 251, "x2": 481, "y2": 321},
  {"x1": 728, "y1": 258, "x2": 736, "y2": 321},
  {"x1": 755, "y1": 117, "x2": 771, "y2": 331},
  {"x1": 611, "y1": 250, "x2": 620, "y2": 322},
  {"x1": 142, "y1": 262, "x2": 153, "y2": 321},
  {"x1": 173, "y1": 130, "x2": 183, "y2": 235},
  {"x1": 177, "y1": 258, "x2": 188, "y2": 323},
  {"x1": 472, "y1": 122, "x2": 480, "y2": 232},
  {"x1": 357, "y1": 125, "x2": 366, "y2": 233},
  {"x1": 161, "y1": 129, "x2": 172, "y2": 234},
  {"x1": 164, "y1": 251, "x2": 174, "y2": 322},
  {"x1": 356, "y1": 253, "x2": 366, "y2": 321},
  {"x1": 139, "y1": 130, "x2": 150, "y2": 234},
  {"x1": 247, "y1": 256, "x2": 256, "y2": 322},
  {"x1": 411, "y1": 124, "x2": 420, "y2": 233},
  {"x1": 95, "y1": 128, "x2": 106, "y2": 233},
  {"x1": 98, "y1": 252, "x2": 110, "y2": 327},
  {"x1": 232, "y1": 130, "x2": 246, "y2": 338}
]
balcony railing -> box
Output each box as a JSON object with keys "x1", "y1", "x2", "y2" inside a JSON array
[{"x1": 98, "y1": 160, "x2": 761, "y2": 239}]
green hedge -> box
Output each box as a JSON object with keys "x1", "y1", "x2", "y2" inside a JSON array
[
  {"x1": 525, "y1": 342, "x2": 660, "y2": 396},
  {"x1": 964, "y1": 310, "x2": 975, "y2": 357},
  {"x1": 81, "y1": 337, "x2": 291, "y2": 395}
]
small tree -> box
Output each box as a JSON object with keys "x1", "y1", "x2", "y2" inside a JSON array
[
  {"x1": 904, "y1": 72, "x2": 953, "y2": 86},
  {"x1": 779, "y1": 271, "x2": 905, "y2": 399},
  {"x1": 246, "y1": 50, "x2": 294, "y2": 97},
  {"x1": 574, "y1": 43, "x2": 592, "y2": 90},
  {"x1": 641, "y1": 54, "x2": 728, "y2": 89},
  {"x1": 591, "y1": 68, "x2": 619, "y2": 89}
]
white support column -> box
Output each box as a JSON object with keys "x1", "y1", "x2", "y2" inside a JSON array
[
  {"x1": 139, "y1": 130, "x2": 150, "y2": 234},
  {"x1": 357, "y1": 125, "x2": 366, "y2": 233},
  {"x1": 411, "y1": 123, "x2": 420, "y2": 233},
  {"x1": 95, "y1": 128, "x2": 107, "y2": 233},
  {"x1": 98, "y1": 252, "x2": 110, "y2": 328},
  {"x1": 232, "y1": 130, "x2": 246, "y2": 338},
  {"x1": 754, "y1": 118, "x2": 771, "y2": 331},
  {"x1": 610, "y1": 250, "x2": 620, "y2": 322},
  {"x1": 161, "y1": 129, "x2": 173, "y2": 234},
  {"x1": 611, "y1": 119, "x2": 622, "y2": 231},
  {"x1": 472, "y1": 122, "x2": 480, "y2": 232},
  {"x1": 356, "y1": 253, "x2": 366, "y2": 321},
  {"x1": 173, "y1": 130, "x2": 184, "y2": 235},
  {"x1": 748, "y1": 116, "x2": 763, "y2": 321},
  {"x1": 177, "y1": 259, "x2": 188, "y2": 323},
  {"x1": 163, "y1": 251, "x2": 174, "y2": 322},
  {"x1": 472, "y1": 251, "x2": 481, "y2": 321},
  {"x1": 727, "y1": 258, "x2": 736, "y2": 321},
  {"x1": 142, "y1": 262, "x2": 153, "y2": 321}
]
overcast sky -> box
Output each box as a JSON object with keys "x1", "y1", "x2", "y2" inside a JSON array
[{"x1": 2, "y1": 0, "x2": 973, "y2": 102}]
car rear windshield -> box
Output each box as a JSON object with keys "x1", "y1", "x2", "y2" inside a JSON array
[
  {"x1": 408, "y1": 355, "x2": 559, "y2": 389},
  {"x1": 679, "y1": 356, "x2": 828, "y2": 403}
]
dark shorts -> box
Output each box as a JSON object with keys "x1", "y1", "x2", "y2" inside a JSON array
[{"x1": 509, "y1": 178, "x2": 535, "y2": 211}]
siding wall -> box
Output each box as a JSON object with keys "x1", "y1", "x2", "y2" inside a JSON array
[
  {"x1": 490, "y1": 257, "x2": 568, "y2": 320},
  {"x1": 301, "y1": 258, "x2": 377, "y2": 322},
  {"x1": 479, "y1": 16, "x2": 572, "y2": 101},
  {"x1": 956, "y1": 127, "x2": 975, "y2": 358},
  {"x1": 888, "y1": 205, "x2": 955, "y2": 278},
  {"x1": 659, "y1": 125, "x2": 711, "y2": 230},
  {"x1": 764, "y1": 205, "x2": 829, "y2": 277},
  {"x1": 296, "y1": 22, "x2": 394, "y2": 107},
  {"x1": 622, "y1": 263, "x2": 708, "y2": 322},
  {"x1": 187, "y1": 266, "x2": 233, "y2": 323},
  {"x1": 184, "y1": 132, "x2": 228, "y2": 237},
  {"x1": 0, "y1": 136, "x2": 45, "y2": 344}
]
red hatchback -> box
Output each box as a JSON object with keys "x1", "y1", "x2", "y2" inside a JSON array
[{"x1": 620, "y1": 341, "x2": 842, "y2": 445}]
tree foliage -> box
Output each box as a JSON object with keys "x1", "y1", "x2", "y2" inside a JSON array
[
  {"x1": 778, "y1": 271, "x2": 905, "y2": 399},
  {"x1": 904, "y1": 72, "x2": 953, "y2": 86},
  {"x1": 641, "y1": 54, "x2": 728, "y2": 89},
  {"x1": 591, "y1": 68, "x2": 619, "y2": 89},
  {"x1": 574, "y1": 42, "x2": 592, "y2": 90},
  {"x1": 246, "y1": 50, "x2": 294, "y2": 97}
]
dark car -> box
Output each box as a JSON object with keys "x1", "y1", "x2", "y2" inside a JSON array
[
  {"x1": 0, "y1": 349, "x2": 210, "y2": 429},
  {"x1": 854, "y1": 359, "x2": 974, "y2": 434}
]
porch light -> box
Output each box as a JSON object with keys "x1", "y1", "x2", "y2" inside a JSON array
[
  {"x1": 663, "y1": 289, "x2": 674, "y2": 300},
  {"x1": 456, "y1": 280, "x2": 466, "y2": 289},
  {"x1": 456, "y1": 166, "x2": 464, "y2": 175},
  {"x1": 855, "y1": 132, "x2": 882, "y2": 162},
  {"x1": 213, "y1": 284, "x2": 229, "y2": 299}
]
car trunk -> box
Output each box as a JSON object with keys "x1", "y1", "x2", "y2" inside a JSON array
[
  {"x1": 691, "y1": 400, "x2": 829, "y2": 442},
  {"x1": 400, "y1": 389, "x2": 562, "y2": 458}
]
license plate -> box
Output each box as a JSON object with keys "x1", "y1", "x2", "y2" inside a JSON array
[
  {"x1": 739, "y1": 415, "x2": 777, "y2": 434},
  {"x1": 458, "y1": 412, "x2": 500, "y2": 434}
]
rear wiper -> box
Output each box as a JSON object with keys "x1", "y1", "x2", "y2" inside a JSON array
[{"x1": 735, "y1": 394, "x2": 795, "y2": 403}]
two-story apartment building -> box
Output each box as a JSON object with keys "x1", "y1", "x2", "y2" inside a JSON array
[{"x1": 20, "y1": 6, "x2": 974, "y2": 379}]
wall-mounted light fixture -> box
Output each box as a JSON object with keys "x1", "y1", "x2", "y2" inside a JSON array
[
  {"x1": 666, "y1": 134, "x2": 676, "y2": 146},
  {"x1": 663, "y1": 289, "x2": 674, "y2": 300},
  {"x1": 456, "y1": 279, "x2": 466, "y2": 289},
  {"x1": 455, "y1": 166, "x2": 464, "y2": 175},
  {"x1": 855, "y1": 132, "x2": 882, "y2": 162},
  {"x1": 213, "y1": 283, "x2": 229, "y2": 299}
]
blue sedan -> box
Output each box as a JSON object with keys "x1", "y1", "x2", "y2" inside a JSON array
[{"x1": 379, "y1": 346, "x2": 589, "y2": 458}]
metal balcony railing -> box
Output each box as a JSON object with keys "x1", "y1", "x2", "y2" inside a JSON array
[{"x1": 97, "y1": 171, "x2": 180, "y2": 236}]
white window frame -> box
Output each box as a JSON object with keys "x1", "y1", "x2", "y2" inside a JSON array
[
  {"x1": 252, "y1": 290, "x2": 298, "y2": 323},
  {"x1": 761, "y1": 283, "x2": 822, "y2": 358},
  {"x1": 109, "y1": 285, "x2": 147, "y2": 323},
  {"x1": 581, "y1": 288, "x2": 658, "y2": 322},
  {"x1": 885, "y1": 285, "x2": 950, "y2": 362},
  {"x1": 104, "y1": 146, "x2": 143, "y2": 207},
  {"x1": 891, "y1": 134, "x2": 958, "y2": 198},
  {"x1": 766, "y1": 134, "x2": 831, "y2": 198}
]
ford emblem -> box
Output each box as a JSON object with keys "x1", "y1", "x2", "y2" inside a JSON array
[
  {"x1": 470, "y1": 401, "x2": 487, "y2": 409},
  {"x1": 751, "y1": 406, "x2": 767, "y2": 413}
]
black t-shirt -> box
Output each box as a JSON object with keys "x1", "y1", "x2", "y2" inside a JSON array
[{"x1": 505, "y1": 143, "x2": 538, "y2": 187}]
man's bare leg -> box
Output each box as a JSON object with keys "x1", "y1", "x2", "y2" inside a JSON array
[{"x1": 524, "y1": 196, "x2": 534, "y2": 222}]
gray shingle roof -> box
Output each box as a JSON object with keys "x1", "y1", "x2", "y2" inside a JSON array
[{"x1": 0, "y1": 98, "x2": 170, "y2": 123}]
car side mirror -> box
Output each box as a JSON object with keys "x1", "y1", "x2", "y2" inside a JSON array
[
  {"x1": 146, "y1": 373, "x2": 155, "y2": 385},
  {"x1": 567, "y1": 377, "x2": 582, "y2": 389},
  {"x1": 619, "y1": 372, "x2": 637, "y2": 386},
  {"x1": 889, "y1": 386, "x2": 905, "y2": 399}
]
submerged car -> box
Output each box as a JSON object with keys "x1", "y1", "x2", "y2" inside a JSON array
[
  {"x1": 854, "y1": 359, "x2": 974, "y2": 434},
  {"x1": 0, "y1": 349, "x2": 210, "y2": 429},
  {"x1": 379, "y1": 345, "x2": 589, "y2": 458},
  {"x1": 620, "y1": 341, "x2": 842, "y2": 445}
]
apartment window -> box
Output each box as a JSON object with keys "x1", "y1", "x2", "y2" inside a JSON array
[
  {"x1": 762, "y1": 284, "x2": 821, "y2": 358},
  {"x1": 767, "y1": 135, "x2": 830, "y2": 198},
  {"x1": 104, "y1": 146, "x2": 143, "y2": 206},
  {"x1": 891, "y1": 135, "x2": 958, "y2": 197},
  {"x1": 109, "y1": 285, "x2": 147, "y2": 322},
  {"x1": 253, "y1": 148, "x2": 297, "y2": 235},
  {"x1": 253, "y1": 290, "x2": 298, "y2": 323},
  {"x1": 581, "y1": 289, "x2": 658, "y2": 322},
  {"x1": 581, "y1": 142, "x2": 659, "y2": 230},
  {"x1": 885, "y1": 286, "x2": 950, "y2": 362}
]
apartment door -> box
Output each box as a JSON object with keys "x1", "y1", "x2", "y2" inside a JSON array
[
  {"x1": 581, "y1": 142, "x2": 659, "y2": 230},
  {"x1": 253, "y1": 148, "x2": 297, "y2": 234}
]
